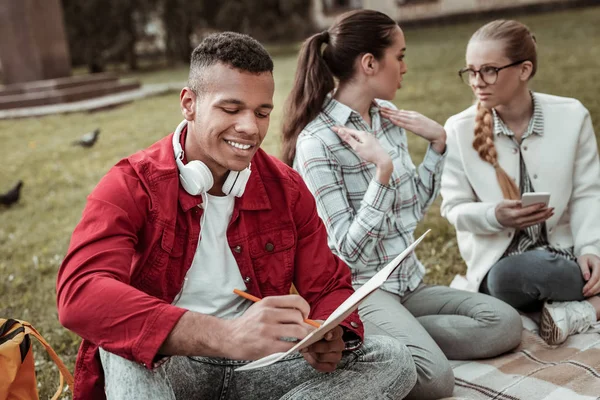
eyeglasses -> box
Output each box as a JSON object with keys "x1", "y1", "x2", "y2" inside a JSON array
[{"x1": 458, "y1": 60, "x2": 528, "y2": 85}]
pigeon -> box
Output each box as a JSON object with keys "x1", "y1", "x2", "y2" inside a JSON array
[
  {"x1": 72, "y1": 128, "x2": 100, "y2": 148},
  {"x1": 0, "y1": 180, "x2": 23, "y2": 206}
]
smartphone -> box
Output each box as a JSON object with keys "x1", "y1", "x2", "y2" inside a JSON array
[{"x1": 521, "y1": 192, "x2": 550, "y2": 207}]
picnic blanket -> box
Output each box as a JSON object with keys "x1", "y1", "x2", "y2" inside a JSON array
[{"x1": 446, "y1": 316, "x2": 600, "y2": 400}]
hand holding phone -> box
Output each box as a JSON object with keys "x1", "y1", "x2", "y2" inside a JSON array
[{"x1": 495, "y1": 196, "x2": 553, "y2": 229}]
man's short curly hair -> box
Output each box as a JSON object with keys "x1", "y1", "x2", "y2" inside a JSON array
[{"x1": 188, "y1": 32, "x2": 273, "y2": 94}]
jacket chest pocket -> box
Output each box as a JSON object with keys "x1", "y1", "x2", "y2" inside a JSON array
[
  {"x1": 248, "y1": 228, "x2": 295, "y2": 296},
  {"x1": 161, "y1": 225, "x2": 186, "y2": 258},
  {"x1": 138, "y1": 225, "x2": 188, "y2": 300}
]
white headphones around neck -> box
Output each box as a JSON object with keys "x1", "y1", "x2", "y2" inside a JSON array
[{"x1": 172, "y1": 119, "x2": 251, "y2": 197}]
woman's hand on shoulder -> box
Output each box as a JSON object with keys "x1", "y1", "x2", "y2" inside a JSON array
[
  {"x1": 380, "y1": 107, "x2": 446, "y2": 153},
  {"x1": 332, "y1": 126, "x2": 393, "y2": 185}
]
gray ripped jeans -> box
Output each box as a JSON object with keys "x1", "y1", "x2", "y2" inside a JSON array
[{"x1": 100, "y1": 335, "x2": 417, "y2": 400}]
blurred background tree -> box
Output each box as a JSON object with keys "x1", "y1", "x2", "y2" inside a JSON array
[
  {"x1": 211, "y1": 0, "x2": 312, "y2": 43},
  {"x1": 62, "y1": 0, "x2": 313, "y2": 73},
  {"x1": 162, "y1": 0, "x2": 207, "y2": 65},
  {"x1": 62, "y1": 0, "x2": 158, "y2": 72}
]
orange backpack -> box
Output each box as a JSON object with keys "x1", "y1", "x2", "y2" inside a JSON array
[{"x1": 0, "y1": 319, "x2": 74, "y2": 400}]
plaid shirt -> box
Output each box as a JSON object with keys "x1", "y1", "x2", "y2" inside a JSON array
[
  {"x1": 293, "y1": 95, "x2": 445, "y2": 295},
  {"x1": 494, "y1": 92, "x2": 576, "y2": 260}
]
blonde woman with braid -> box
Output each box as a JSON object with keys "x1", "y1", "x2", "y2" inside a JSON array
[
  {"x1": 282, "y1": 10, "x2": 522, "y2": 400},
  {"x1": 441, "y1": 20, "x2": 600, "y2": 346}
]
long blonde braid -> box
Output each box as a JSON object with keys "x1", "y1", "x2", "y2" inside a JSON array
[{"x1": 473, "y1": 103, "x2": 520, "y2": 200}]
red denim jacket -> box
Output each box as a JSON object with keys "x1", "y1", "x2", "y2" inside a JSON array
[{"x1": 56, "y1": 130, "x2": 363, "y2": 399}]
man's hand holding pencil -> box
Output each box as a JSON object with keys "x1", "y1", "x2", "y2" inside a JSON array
[
  {"x1": 225, "y1": 293, "x2": 314, "y2": 360},
  {"x1": 230, "y1": 289, "x2": 344, "y2": 372}
]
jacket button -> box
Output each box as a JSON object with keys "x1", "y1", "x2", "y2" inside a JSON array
[
  {"x1": 244, "y1": 276, "x2": 251, "y2": 283},
  {"x1": 512, "y1": 148, "x2": 518, "y2": 154},
  {"x1": 533, "y1": 174, "x2": 538, "y2": 179},
  {"x1": 350, "y1": 321, "x2": 359, "y2": 328},
  {"x1": 523, "y1": 146, "x2": 528, "y2": 151},
  {"x1": 265, "y1": 242, "x2": 274, "y2": 252},
  {"x1": 233, "y1": 245, "x2": 242, "y2": 253},
  {"x1": 508, "y1": 232, "x2": 512, "y2": 238}
]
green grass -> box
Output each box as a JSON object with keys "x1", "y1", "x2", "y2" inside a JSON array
[{"x1": 1, "y1": 6, "x2": 600, "y2": 398}]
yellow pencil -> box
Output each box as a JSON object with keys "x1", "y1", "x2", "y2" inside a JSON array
[{"x1": 233, "y1": 288, "x2": 321, "y2": 328}]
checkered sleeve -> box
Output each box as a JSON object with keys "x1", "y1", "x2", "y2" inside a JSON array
[
  {"x1": 414, "y1": 144, "x2": 446, "y2": 215},
  {"x1": 295, "y1": 134, "x2": 395, "y2": 271}
]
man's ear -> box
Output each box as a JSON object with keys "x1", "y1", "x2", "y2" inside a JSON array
[
  {"x1": 520, "y1": 61, "x2": 534, "y2": 81},
  {"x1": 180, "y1": 87, "x2": 196, "y2": 121},
  {"x1": 359, "y1": 53, "x2": 377, "y2": 76}
]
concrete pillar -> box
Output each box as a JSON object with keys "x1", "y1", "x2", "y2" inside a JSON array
[{"x1": 0, "y1": 0, "x2": 71, "y2": 85}]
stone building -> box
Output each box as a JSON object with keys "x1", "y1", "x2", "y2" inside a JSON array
[{"x1": 311, "y1": 0, "x2": 589, "y2": 28}]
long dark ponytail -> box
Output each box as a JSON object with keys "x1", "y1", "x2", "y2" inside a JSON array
[{"x1": 281, "y1": 10, "x2": 398, "y2": 166}]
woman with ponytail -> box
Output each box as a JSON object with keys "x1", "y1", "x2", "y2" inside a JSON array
[
  {"x1": 282, "y1": 10, "x2": 522, "y2": 400},
  {"x1": 441, "y1": 19, "x2": 600, "y2": 346}
]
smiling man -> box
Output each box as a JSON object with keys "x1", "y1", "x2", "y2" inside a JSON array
[{"x1": 56, "y1": 32, "x2": 416, "y2": 400}]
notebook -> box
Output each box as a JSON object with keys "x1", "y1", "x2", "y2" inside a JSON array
[{"x1": 235, "y1": 229, "x2": 430, "y2": 371}]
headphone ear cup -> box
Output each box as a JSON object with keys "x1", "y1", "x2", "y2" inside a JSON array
[
  {"x1": 222, "y1": 167, "x2": 251, "y2": 197},
  {"x1": 178, "y1": 160, "x2": 214, "y2": 195}
]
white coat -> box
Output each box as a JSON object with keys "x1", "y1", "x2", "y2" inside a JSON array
[{"x1": 441, "y1": 93, "x2": 600, "y2": 292}]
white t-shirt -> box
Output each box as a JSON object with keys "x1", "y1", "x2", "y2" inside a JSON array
[{"x1": 174, "y1": 194, "x2": 250, "y2": 319}]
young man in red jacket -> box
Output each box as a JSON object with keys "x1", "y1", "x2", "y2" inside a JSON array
[{"x1": 56, "y1": 32, "x2": 416, "y2": 400}]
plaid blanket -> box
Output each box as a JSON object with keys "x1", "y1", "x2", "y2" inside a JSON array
[{"x1": 445, "y1": 316, "x2": 600, "y2": 400}]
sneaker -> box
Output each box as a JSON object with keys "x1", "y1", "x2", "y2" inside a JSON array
[{"x1": 540, "y1": 300, "x2": 598, "y2": 345}]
